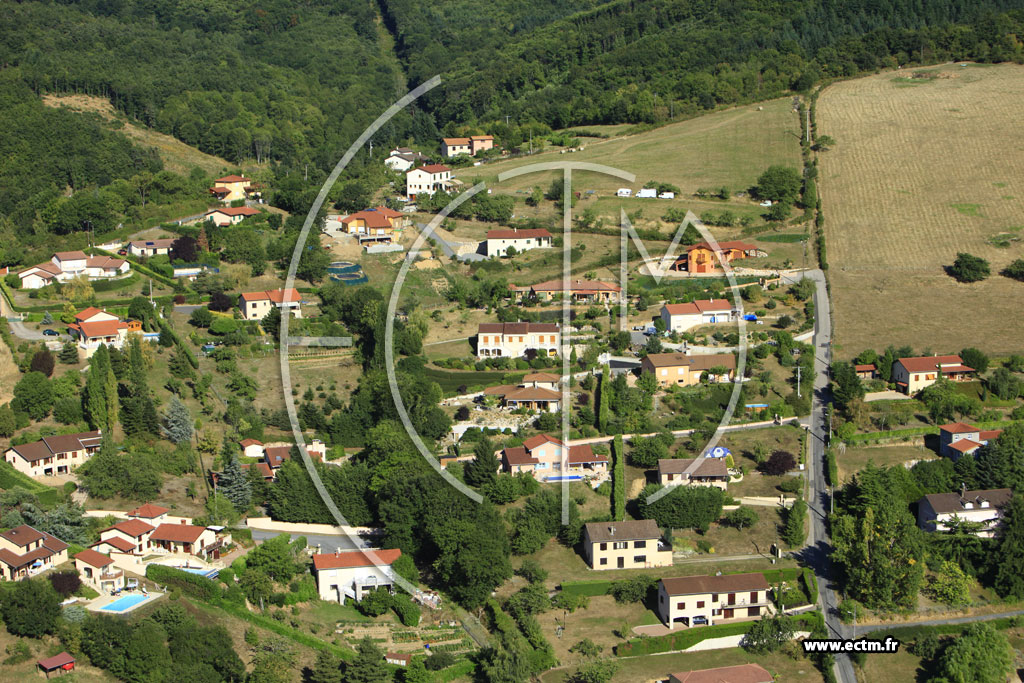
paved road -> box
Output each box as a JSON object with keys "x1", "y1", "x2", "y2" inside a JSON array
[
  {"x1": 784, "y1": 269, "x2": 857, "y2": 683},
  {"x1": 0, "y1": 292, "x2": 60, "y2": 340}
]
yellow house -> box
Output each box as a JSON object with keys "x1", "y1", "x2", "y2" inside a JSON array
[
  {"x1": 891, "y1": 355, "x2": 975, "y2": 394},
  {"x1": 209, "y1": 175, "x2": 255, "y2": 203},
  {"x1": 581, "y1": 519, "x2": 672, "y2": 570},
  {"x1": 640, "y1": 352, "x2": 736, "y2": 388}
]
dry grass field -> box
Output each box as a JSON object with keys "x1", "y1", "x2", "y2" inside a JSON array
[
  {"x1": 459, "y1": 97, "x2": 803, "y2": 207},
  {"x1": 42, "y1": 94, "x2": 239, "y2": 176},
  {"x1": 818, "y1": 64, "x2": 1024, "y2": 357}
]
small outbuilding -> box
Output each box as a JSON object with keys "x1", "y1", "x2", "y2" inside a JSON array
[{"x1": 37, "y1": 652, "x2": 75, "y2": 678}]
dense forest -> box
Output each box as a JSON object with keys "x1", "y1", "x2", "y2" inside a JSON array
[{"x1": 2, "y1": 0, "x2": 1024, "y2": 242}]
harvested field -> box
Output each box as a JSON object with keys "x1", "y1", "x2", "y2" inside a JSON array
[{"x1": 818, "y1": 64, "x2": 1024, "y2": 357}]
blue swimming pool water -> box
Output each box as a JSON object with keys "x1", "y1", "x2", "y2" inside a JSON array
[
  {"x1": 545, "y1": 475, "x2": 583, "y2": 482},
  {"x1": 101, "y1": 594, "x2": 150, "y2": 612}
]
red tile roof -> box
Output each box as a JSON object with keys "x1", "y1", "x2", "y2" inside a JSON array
[
  {"x1": 9, "y1": 430, "x2": 102, "y2": 462},
  {"x1": 661, "y1": 572, "x2": 770, "y2": 596},
  {"x1": 1, "y1": 525, "x2": 45, "y2": 547},
  {"x1": 567, "y1": 444, "x2": 606, "y2": 464},
  {"x1": 265, "y1": 446, "x2": 292, "y2": 467},
  {"x1": 529, "y1": 279, "x2": 621, "y2": 293},
  {"x1": 940, "y1": 422, "x2": 979, "y2": 434},
  {"x1": 93, "y1": 537, "x2": 136, "y2": 553},
  {"x1": 502, "y1": 446, "x2": 535, "y2": 466},
  {"x1": 949, "y1": 439, "x2": 984, "y2": 454},
  {"x1": 19, "y1": 262, "x2": 60, "y2": 278},
  {"x1": 312, "y1": 548, "x2": 402, "y2": 570},
  {"x1": 342, "y1": 210, "x2": 393, "y2": 229},
  {"x1": 128, "y1": 238, "x2": 176, "y2": 250},
  {"x1": 240, "y1": 438, "x2": 263, "y2": 448},
  {"x1": 523, "y1": 434, "x2": 564, "y2": 450},
  {"x1": 74, "y1": 307, "x2": 107, "y2": 321},
  {"x1": 414, "y1": 164, "x2": 451, "y2": 174},
  {"x1": 37, "y1": 652, "x2": 75, "y2": 671},
  {"x1": 373, "y1": 206, "x2": 403, "y2": 218},
  {"x1": 54, "y1": 250, "x2": 88, "y2": 261},
  {"x1": 686, "y1": 240, "x2": 757, "y2": 253},
  {"x1": 524, "y1": 372, "x2": 561, "y2": 383},
  {"x1": 242, "y1": 462, "x2": 275, "y2": 479},
  {"x1": 486, "y1": 229, "x2": 552, "y2": 240},
  {"x1": 663, "y1": 299, "x2": 734, "y2": 315},
  {"x1": 442, "y1": 137, "x2": 471, "y2": 145},
  {"x1": 150, "y1": 524, "x2": 207, "y2": 544},
  {"x1": 669, "y1": 663, "x2": 773, "y2": 683},
  {"x1": 979, "y1": 429, "x2": 1003, "y2": 441},
  {"x1": 105, "y1": 519, "x2": 155, "y2": 538},
  {"x1": 477, "y1": 322, "x2": 559, "y2": 335},
  {"x1": 127, "y1": 503, "x2": 169, "y2": 519},
  {"x1": 240, "y1": 288, "x2": 302, "y2": 303},
  {"x1": 75, "y1": 548, "x2": 114, "y2": 568},
  {"x1": 208, "y1": 207, "x2": 260, "y2": 217},
  {"x1": 214, "y1": 175, "x2": 250, "y2": 183},
  {"x1": 77, "y1": 320, "x2": 128, "y2": 339},
  {"x1": 643, "y1": 352, "x2": 736, "y2": 371},
  {"x1": 854, "y1": 364, "x2": 876, "y2": 372},
  {"x1": 896, "y1": 355, "x2": 970, "y2": 373}
]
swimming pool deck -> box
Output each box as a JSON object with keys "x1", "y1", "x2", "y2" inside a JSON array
[{"x1": 86, "y1": 591, "x2": 163, "y2": 614}]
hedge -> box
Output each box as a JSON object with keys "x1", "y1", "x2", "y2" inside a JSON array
[
  {"x1": 845, "y1": 420, "x2": 1021, "y2": 445},
  {"x1": 612, "y1": 435, "x2": 625, "y2": 521},
  {"x1": 802, "y1": 568, "x2": 819, "y2": 601},
  {"x1": 0, "y1": 462, "x2": 58, "y2": 506},
  {"x1": 559, "y1": 580, "x2": 615, "y2": 598},
  {"x1": 145, "y1": 564, "x2": 219, "y2": 600}
]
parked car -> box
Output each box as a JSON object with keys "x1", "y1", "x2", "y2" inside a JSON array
[
  {"x1": 117, "y1": 248, "x2": 127, "y2": 255},
  {"x1": 42, "y1": 329, "x2": 59, "y2": 336},
  {"x1": 692, "y1": 616, "x2": 708, "y2": 625}
]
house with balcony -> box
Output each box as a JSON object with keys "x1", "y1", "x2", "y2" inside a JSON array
[
  {"x1": 657, "y1": 573, "x2": 774, "y2": 629},
  {"x1": 670, "y1": 241, "x2": 760, "y2": 273},
  {"x1": 581, "y1": 519, "x2": 672, "y2": 570},
  {"x1": 74, "y1": 549, "x2": 125, "y2": 593},
  {"x1": 405, "y1": 164, "x2": 452, "y2": 198},
  {"x1": 208, "y1": 175, "x2": 258, "y2": 203},
  {"x1": 97, "y1": 519, "x2": 156, "y2": 556},
  {"x1": 476, "y1": 322, "x2": 560, "y2": 359},
  {"x1": 640, "y1": 352, "x2": 736, "y2": 388},
  {"x1": 0, "y1": 525, "x2": 69, "y2": 581},
  {"x1": 341, "y1": 207, "x2": 410, "y2": 244},
  {"x1": 938, "y1": 422, "x2": 1004, "y2": 459},
  {"x1": 485, "y1": 228, "x2": 553, "y2": 257},
  {"x1": 238, "y1": 288, "x2": 302, "y2": 321},
  {"x1": 483, "y1": 373, "x2": 563, "y2": 412},
  {"x1": 313, "y1": 548, "x2": 402, "y2": 604},
  {"x1": 66, "y1": 307, "x2": 141, "y2": 358},
  {"x1": 18, "y1": 251, "x2": 130, "y2": 290},
  {"x1": 4, "y1": 430, "x2": 103, "y2": 477},
  {"x1": 917, "y1": 487, "x2": 1012, "y2": 537},
  {"x1": 891, "y1": 355, "x2": 975, "y2": 394},
  {"x1": 500, "y1": 434, "x2": 608, "y2": 482},
  {"x1": 657, "y1": 458, "x2": 729, "y2": 489},
  {"x1": 660, "y1": 299, "x2": 737, "y2": 333}
]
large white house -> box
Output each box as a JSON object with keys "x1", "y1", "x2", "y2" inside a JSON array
[
  {"x1": 238, "y1": 288, "x2": 302, "y2": 321},
  {"x1": 18, "y1": 251, "x2": 130, "y2": 290},
  {"x1": 657, "y1": 573, "x2": 774, "y2": 629},
  {"x1": 917, "y1": 487, "x2": 1012, "y2": 538},
  {"x1": 476, "y1": 322, "x2": 560, "y2": 358},
  {"x1": 484, "y1": 229, "x2": 553, "y2": 257},
  {"x1": 312, "y1": 549, "x2": 402, "y2": 604},
  {"x1": 405, "y1": 164, "x2": 452, "y2": 198},
  {"x1": 660, "y1": 299, "x2": 737, "y2": 333},
  {"x1": 384, "y1": 148, "x2": 427, "y2": 172},
  {"x1": 4, "y1": 430, "x2": 102, "y2": 477}
]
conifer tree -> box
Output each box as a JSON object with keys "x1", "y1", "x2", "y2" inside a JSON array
[{"x1": 218, "y1": 455, "x2": 252, "y2": 511}]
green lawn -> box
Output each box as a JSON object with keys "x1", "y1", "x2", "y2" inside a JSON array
[
  {"x1": 674, "y1": 507, "x2": 785, "y2": 557},
  {"x1": 835, "y1": 444, "x2": 937, "y2": 484}
]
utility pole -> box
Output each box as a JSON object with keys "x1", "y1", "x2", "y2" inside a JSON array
[
  {"x1": 797, "y1": 365, "x2": 802, "y2": 398},
  {"x1": 504, "y1": 114, "x2": 510, "y2": 125},
  {"x1": 805, "y1": 107, "x2": 811, "y2": 144}
]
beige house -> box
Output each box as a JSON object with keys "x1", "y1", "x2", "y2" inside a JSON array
[
  {"x1": 209, "y1": 175, "x2": 256, "y2": 203},
  {"x1": 485, "y1": 228, "x2": 553, "y2": 257},
  {"x1": 477, "y1": 322, "x2": 560, "y2": 359},
  {"x1": 657, "y1": 573, "x2": 774, "y2": 629},
  {"x1": 74, "y1": 549, "x2": 125, "y2": 593},
  {"x1": 669, "y1": 664, "x2": 773, "y2": 683},
  {"x1": 149, "y1": 523, "x2": 220, "y2": 557},
  {"x1": 0, "y1": 525, "x2": 69, "y2": 581},
  {"x1": 516, "y1": 279, "x2": 622, "y2": 304},
  {"x1": 483, "y1": 373, "x2": 563, "y2": 412},
  {"x1": 581, "y1": 519, "x2": 672, "y2": 570},
  {"x1": 238, "y1": 288, "x2": 302, "y2": 321},
  {"x1": 658, "y1": 458, "x2": 729, "y2": 489},
  {"x1": 938, "y1": 422, "x2": 1003, "y2": 459},
  {"x1": 340, "y1": 207, "x2": 409, "y2": 244},
  {"x1": 660, "y1": 299, "x2": 736, "y2": 333},
  {"x1": 5, "y1": 430, "x2": 103, "y2": 477},
  {"x1": 18, "y1": 251, "x2": 130, "y2": 290},
  {"x1": 127, "y1": 238, "x2": 175, "y2": 258},
  {"x1": 891, "y1": 355, "x2": 975, "y2": 394},
  {"x1": 501, "y1": 434, "x2": 608, "y2": 482},
  {"x1": 98, "y1": 519, "x2": 156, "y2": 555},
  {"x1": 240, "y1": 438, "x2": 265, "y2": 459},
  {"x1": 204, "y1": 206, "x2": 261, "y2": 226},
  {"x1": 312, "y1": 548, "x2": 402, "y2": 604},
  {"x1": 406, "y1": 164, "x2": 452, "y2": 198},
  {"x1": 641, "y1": 352, "x2": 736, "y2": 388},
  {"x1": 66, "y1": 307, "x2": 142, "y2": 358},
  {"x1": 917, "y1": 487, "x2": 1012, "y2": 538},
  {"x1": 127, "y1": 503, "x2": 192, "y2": 526},
  {"x1": 441, "y1": 135, "x2": 493, "y2": 157}
]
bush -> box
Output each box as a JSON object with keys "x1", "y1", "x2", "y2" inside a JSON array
[
  {"x1": 145, "y1": 564, "x2": 219, "y2": 601},
  {"x1": 49, "y1": 571, "x2": 82, "y2": 598},
  {"x1": 949, "y1": 252, "x2": 990, "y2": 283},
  {"x1": 760, "y1": 451, "x2": 796, "y2": 476}
]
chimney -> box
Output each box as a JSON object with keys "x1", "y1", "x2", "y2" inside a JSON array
[
  {"x1": 961, "y1": 482, "x2": 967, "y2": 498},
  {"x1": 608, "y1": 525, "x2": 615, "y2": 536}
]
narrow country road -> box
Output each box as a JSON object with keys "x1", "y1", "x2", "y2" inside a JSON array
[
  {"x1": 0, "y1": 290, "x2": 51, "y2": 340},
  {"x1": 782, "y1": 270, "x2": 856, "y2": 683}
]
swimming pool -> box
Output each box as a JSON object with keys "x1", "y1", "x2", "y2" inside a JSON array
[
  {"x1": 100, "y1": 594, "x2": 151, "y2": 612},
  {"x1": 545, "y1": 475, "x2": 583, "y2": 482},
  {"x1": 180, "y1": 567, "x2": 219, "y2": 579}
]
